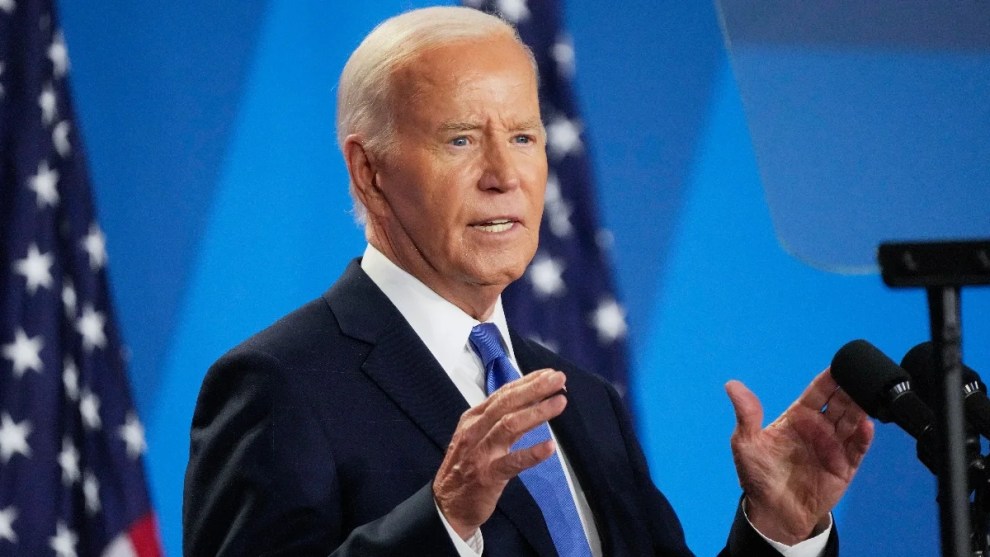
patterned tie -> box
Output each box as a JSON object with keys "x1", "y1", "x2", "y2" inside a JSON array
[{"x1": 469, "y1": 323, "x2": 593, "y2": 557}]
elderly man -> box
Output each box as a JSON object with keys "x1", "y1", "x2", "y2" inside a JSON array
[{"x1": 183, "y1": 6, "x2": 873, "y2": 557}]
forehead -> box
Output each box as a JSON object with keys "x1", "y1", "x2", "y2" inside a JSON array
[{"x1": 390, "y1": 36, "x2": 540, "y2": 119}]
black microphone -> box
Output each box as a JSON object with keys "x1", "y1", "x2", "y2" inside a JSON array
[
  {"x1": 831, "y1": 339, "x2": 938, "y2": 473},
  {"x1": 902, "y1": 341, "x2": 990, "y2": 441}
]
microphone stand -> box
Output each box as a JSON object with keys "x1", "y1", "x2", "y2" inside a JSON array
[
  {"x1": 969, "y1": 448, "x2": 989, "y2": 556},
  {"x1": 880, "y1": 239, "x2": 990, "y2": 557}
]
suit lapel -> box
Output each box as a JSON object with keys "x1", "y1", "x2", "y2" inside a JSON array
[
  {"x1": 326, "y1": 262, "x2": 556, "y2": 555},
  {"x1": 512, "y1": 331, "x2": 635, "y2": 556},
  {"x1": 326, "y1": 261, "x2": 467, "y2": 452}
]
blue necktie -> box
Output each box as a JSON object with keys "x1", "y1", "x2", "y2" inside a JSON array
[{"x1": 469, "y1": 323, "x2": 593, "y2": 557}]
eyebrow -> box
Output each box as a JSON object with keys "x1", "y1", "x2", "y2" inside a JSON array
[
  {"x1": 511, "y1": 118, "x2": 545, "y2": 133},
  {"x1": 437, "y1": 118, "x2": 544, "y2": 133},
  {"x1": 437, "y1": 122, "x2": 480, "y2": 133}
]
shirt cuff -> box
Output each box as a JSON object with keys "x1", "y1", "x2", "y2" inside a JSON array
[
  {"x1": 742, "y1": 501, "x2": 833, "y2": 557},
  {"x1": 434, "y1": 501, "x2": 484, "y2": 556}
]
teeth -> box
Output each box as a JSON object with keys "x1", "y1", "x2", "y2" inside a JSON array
[{"x1": 475, "y1": 220, "x2": 513, "y2": 233}]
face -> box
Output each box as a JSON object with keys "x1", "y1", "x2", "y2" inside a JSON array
[{"x1": 361, "y1": 35, "x2": 547, "y2": 317}]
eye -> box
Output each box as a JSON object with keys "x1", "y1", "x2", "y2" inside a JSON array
[
  {"x1": 450, "y1": 136, "x2": 470, "y2": 147},
  {"x1": 512, "y1": 134, "x2": 534, "y2": 145}
]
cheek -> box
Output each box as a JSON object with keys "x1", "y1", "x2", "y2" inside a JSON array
[{"x1": 428, "y1": 166, "x2": 477, "y2": 218}]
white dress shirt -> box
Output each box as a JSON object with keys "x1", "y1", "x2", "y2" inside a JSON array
[{"x1": 360, "y1": 244, "x2": 829, "y2": 557}]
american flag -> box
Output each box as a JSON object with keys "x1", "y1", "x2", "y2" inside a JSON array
[
  {"x1": 0, "y1": 1, "x2": 162, "y2": 555},
  {"x1": 464, "y1": 0, "x2": 631, "y2": 396}
]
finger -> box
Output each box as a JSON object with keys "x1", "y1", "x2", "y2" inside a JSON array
[
  {"x1": 446, "y1": 371, "x2": 565, "y2": 458},
  {"x1": 822, "y1": 386, "x2": 872, "y2": 436},
  {"x1": 491, "y1": 439, "x2": 556, "y2": 480},
  {"x1": 833, "y1": 403, "x2": 864, "y2": 439},
  {"x1": 480, "y1": 370, "x2": 566, "y2": 428},
  {"x1": 484, "y1": 393, "x2": 567, "y2": 451},
  {"x1": 725, "y1": 380, "x2": 764, "y2": 438},
  {"x1": 847, "y1": 414, "x2": 875, "y2": 461},
  {"x1": 822, "y1": 385, "x2": 855, "y2": 412},
  {"x1": 796, "y1": 369, "x2": 840, "y2": 412},
  {"x1": 820, "y1": 387, "x2": 856, "y2": 423},
  {"x1": 857, "y1": 417, "x2": 875, "y2": 447}
]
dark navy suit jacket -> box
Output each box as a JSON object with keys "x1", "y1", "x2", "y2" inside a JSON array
[{"x1": 183, "y1": 260, "x2": 839, "y2": 556}]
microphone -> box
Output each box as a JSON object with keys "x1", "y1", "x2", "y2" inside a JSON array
[
  {"x1": 831, "y1": 339, "x2": 938, "y2": 473},
  {"x1": 902, "y1": 341, "x2": 990, "y2": 441}
]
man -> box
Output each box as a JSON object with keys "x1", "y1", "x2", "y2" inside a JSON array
[{"x1": 183, "y1": 6, "x2": 873, "y2": 556}]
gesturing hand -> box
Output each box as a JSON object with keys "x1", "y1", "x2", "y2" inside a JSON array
[
  {"x1": 433, "y1": 369, "x2": 568, "y2": 540},
  {"x1": 725, "y1": 369, "x2": 874, "y2": 545}
]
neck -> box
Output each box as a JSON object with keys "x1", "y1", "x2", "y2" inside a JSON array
[{"x1": 367, "y1": 235, "x2": 501, "y2": 322}]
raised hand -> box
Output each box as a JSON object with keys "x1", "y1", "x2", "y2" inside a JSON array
[
  {"x1": 433, "y1": 369, "x2": 567, "y2": 540},
  {"x1": 725, "y1": 369, "x2": 874, "y2": 545}
]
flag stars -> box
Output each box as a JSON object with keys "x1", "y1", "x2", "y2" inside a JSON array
[
  {"x1": 610, "y1": 380, "x2": 627, "y2": 398},
  {"x1": 14, "y1": 243, "x2": 54, "y2": 294},
  {"x1": 497, "y1": 0, "x2": 529, "y2": 22},
  {"x1": 49, "y1": 521, "x2": 78, "y2": 557},
  {"x1": 63, "y1": 357, "x2": 79, "y2": 400},
  {"x1": 76, "y1": 304, "x2": 107, "y2": 352},
  {"x1": 0, "y1": 413, "x2": 32, "y2": 462},
  {"x1": 82, "y1": 472, "x2": 100, "y2": 515},
  {"x1": 29, "y1": 160, "x2": 60, "y2": 208},
  {"x1": 3, "y1": 328, "x2": 44, "y2": 377},
  {"x1": 119, "y1": 412, "x2": 147, "y2": 458},
  {"x1": 546, "y1": 115, "x2": 583, "y2": 159},
  {"x1": 590, "y1": 298, "x2": 628, "y2": 344},
  {"x1": 62, "y1": 279, "x2": 77, "y2": 317},
  {"x1": 0, "y1": 0, "x2": 13, "y2": 15},
  {"x1": 53, "y1": 120, "x2": 72, "y2": 157},
  {"x1": 595, "y1": 228, "x2": 615, "y2": 251},
  {"x1": 0, "y1": 506, "x2": 17, "y2": 543},
  {"x1": 526, "y1": 334, "x2": 559, "y2": 353},
  {"x1": 82, "y1": 223, "x2": 107, "y2": 269},
  {"x1": 58, "y1": 437, "x2": 80, "y2": 485},
  {"x1": 552, "y1": 34, "x2": 576, "y2": 78},
  {"x1": 528, "y1": 255, "x2": 566, "y2": 297},
  {"x1": 546, "y1": 200, "x2": 574, "y2": 238},
  {"x1": 39, "y1": 82, "x2": 58, "y2": 125},
  {"x1": 79, "y1": 388, "x2": 102, "y2": 431},
  {"x1": 543, "y1": 174, "x2": 573, "y2": 238},
  {"x1": 48, "y1": 30, "x2": 69, "y2": 77}
]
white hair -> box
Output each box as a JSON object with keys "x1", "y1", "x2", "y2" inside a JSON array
[{"x1": 336, "y1": 6, "x2": 533, "y2": 223}]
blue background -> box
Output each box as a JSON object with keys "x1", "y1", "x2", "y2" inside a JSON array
[{"x1": 56, "y1": 1, "x2": 990, "y2": 555}]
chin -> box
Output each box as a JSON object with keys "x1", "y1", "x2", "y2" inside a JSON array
[
  {"x1": 462, "y1": 260, "x2": 527, "y2": 289},
  {"x1": 459, "y1": 245, "x2": 537, "y2": 288}
]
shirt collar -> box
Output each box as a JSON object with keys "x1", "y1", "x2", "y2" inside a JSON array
[{"x1": 360, "y1": 244, "x2": 515, "y2": 373}]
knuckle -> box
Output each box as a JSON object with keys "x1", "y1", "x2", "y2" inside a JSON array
[{"x1": 496, "y1": 413, "x2": 522, "y2": 437}]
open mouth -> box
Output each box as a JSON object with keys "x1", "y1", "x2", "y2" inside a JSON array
[{"x1": 472, "y1": 219, "x2": 515, "y2": 233}]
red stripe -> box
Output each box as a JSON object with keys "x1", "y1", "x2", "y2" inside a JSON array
[{"x1": 128, "y1": 512, "x2": 164, "y2": 557}]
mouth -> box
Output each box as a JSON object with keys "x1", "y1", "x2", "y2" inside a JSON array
[{"x1": 471, "y1": 218, "x2": 516, "y2": 233}]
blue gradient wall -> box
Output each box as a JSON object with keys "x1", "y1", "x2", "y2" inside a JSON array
[{"x1": 58, "y1": 1, "x2": 990, "y2": 555}]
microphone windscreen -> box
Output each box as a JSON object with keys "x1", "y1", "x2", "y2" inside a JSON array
[
  {"x1": 831, "y1": 339, "x2": 910, "y2": 419},
  {"x1": 901, "y1": 341, "x2": 983, "y2": 404}
]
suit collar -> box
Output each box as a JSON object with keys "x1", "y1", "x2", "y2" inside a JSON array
[
  {"x1": 324, "y1": 260, "x2": 607, "y2": 555},
  {"x1": 324, "y1": 260, "x2": 468, "y2": 453},
  {"x1": 512, "y1": 332, "x2": 639, "y2": 556}
]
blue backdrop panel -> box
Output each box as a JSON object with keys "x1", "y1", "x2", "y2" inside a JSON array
[
  {"x1": 58, "y1": 1, "x2": 270, "y2": 415},
  {"x1": 563, "y1": 0, "x2": 724, "y2": 344}
]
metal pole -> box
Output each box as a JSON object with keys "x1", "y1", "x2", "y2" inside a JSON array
[{"x1": 928, "y1": 285, "x2": 971, "y2": 557}]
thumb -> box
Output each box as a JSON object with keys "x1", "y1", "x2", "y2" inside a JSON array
[{"x1": 725, "y1": 380, "x2": 764, "y2": 438}]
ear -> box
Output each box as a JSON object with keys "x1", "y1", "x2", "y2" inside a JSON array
[{"x1": 343, "y1": 134, "x2": 387, "y2": 217}]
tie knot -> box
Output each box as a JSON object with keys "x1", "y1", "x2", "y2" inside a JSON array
[{"x1": 469, "y1": 323, "x2": 507, "y2": 369}]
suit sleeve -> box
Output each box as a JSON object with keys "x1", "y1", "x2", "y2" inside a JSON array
[
  {"x1": 182, "y1": 349, "x2": 459, "y2": 557},
  {"x1": 600, "y1": 381, "x2": 838, "y2": 557}
]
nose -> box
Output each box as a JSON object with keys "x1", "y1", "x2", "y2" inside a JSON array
[{"x1": 478, "y1": 140, "x2": 521, "y2": 192}]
